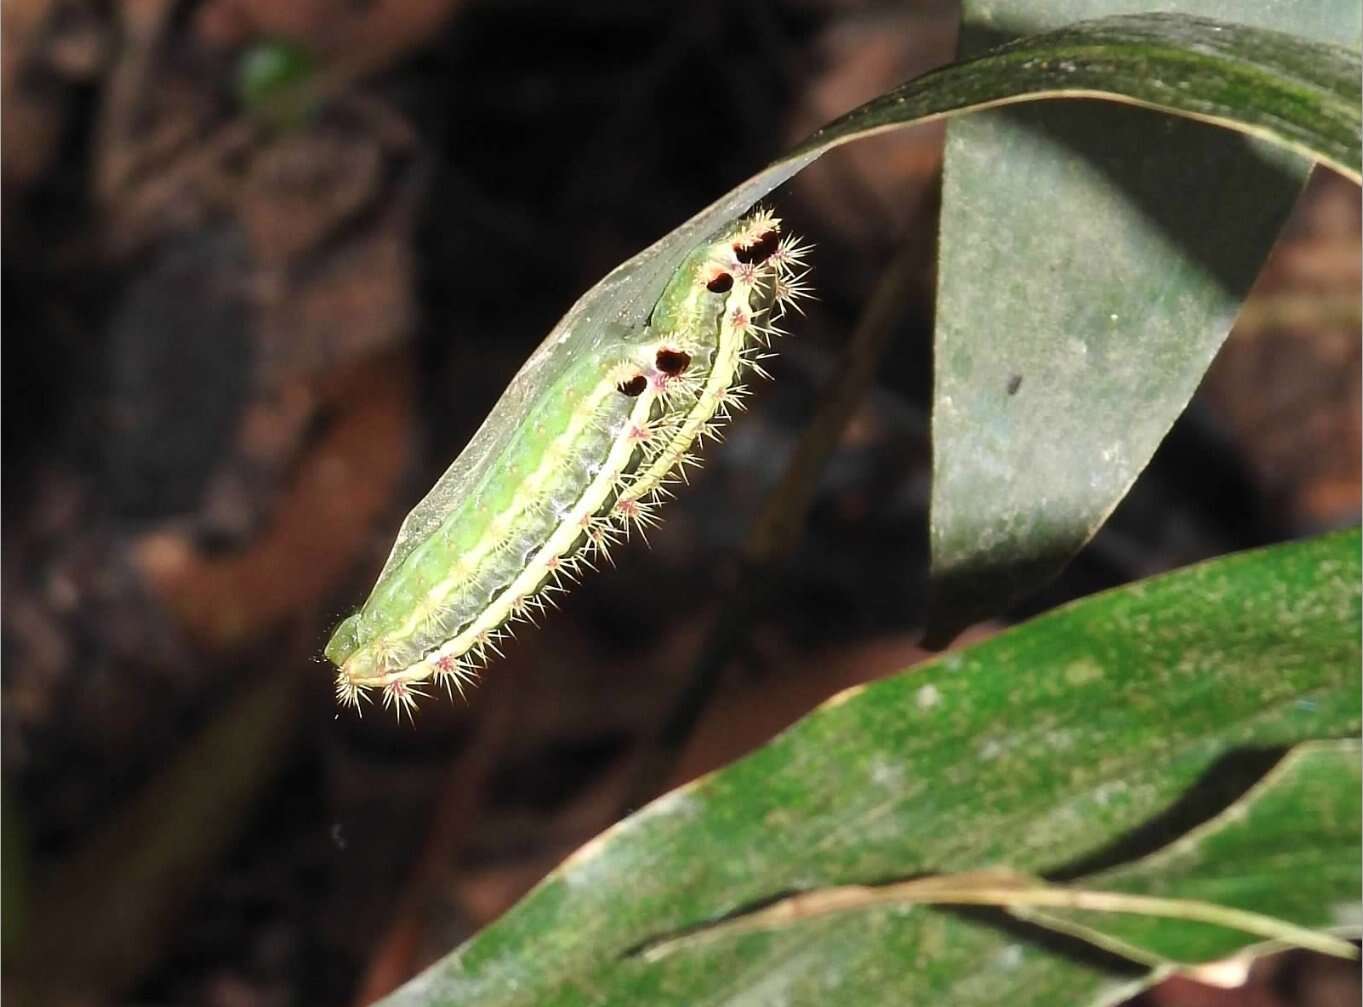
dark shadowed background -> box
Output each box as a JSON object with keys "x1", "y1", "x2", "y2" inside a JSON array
[{"x1": 3, "y1": 1, "x2": 1358, "y2": 1004}]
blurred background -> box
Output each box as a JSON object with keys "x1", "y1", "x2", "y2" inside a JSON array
[{"x1": 2, "y1": 1, "x2": 1358, "y2": 1004}]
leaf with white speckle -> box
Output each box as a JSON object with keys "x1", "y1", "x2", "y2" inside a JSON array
[{"x1": 381, "y1": 530, "x2": 1360, "y2": 1006}]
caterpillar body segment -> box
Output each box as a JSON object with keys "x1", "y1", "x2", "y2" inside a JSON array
[{"x1": 328, "y1": 211, "x2": 812, "y2": 716}]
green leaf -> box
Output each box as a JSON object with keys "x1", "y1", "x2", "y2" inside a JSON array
[
  {"x1": 236, "y1": 37, "x2": 318, "y2": 127},
  {"x1": 1017, "y1": 739, "x2": 1362, "y2": 966},
  {"x1": 394, "y1": 15, "x2": 1360, "y2": 583},
  {"x1": 794, "y1": 13, "x2": 1361, "y2": 178},
  {"x1": 638, "y1": 857, "x2": 1356, "y2": 964},
  {"x1": 927, "y1": 3, "x2": 1361, "y2": 641},
  {"x1": 379, "y1": 529, "x2": 1361, "y2": 1006}
]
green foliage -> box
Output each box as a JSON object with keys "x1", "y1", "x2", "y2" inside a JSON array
[
  {"x1": 235, "y1": 38, "x2": 318, "y2": 127},
  {"x1": 385, "y1": 533, "x2": 1359, "y2": 1005},
  {"x1": 378, "y1": 13, "x2": 1361, "y2": 1004},
  {"x1": 930, "y1": 1, "x2": 1360, "y2": 637}
]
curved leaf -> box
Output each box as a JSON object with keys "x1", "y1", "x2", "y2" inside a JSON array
[
  {"x1": 1018, "y1": 739, "x2": 1361, "y2": 965},
  {"x1": 928, "y1": 2, "x2": 1361, "y2": 640},
  {"x1": 384, "y1": 14, "x2": 1360, "y2": 600},
  {"x1": 380, "y1": 529, "x2": 1361, "y2": 1006}
]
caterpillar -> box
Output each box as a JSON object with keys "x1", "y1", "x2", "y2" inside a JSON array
[{"x1": 325, "y1": 209, "x2": 812, "y2": 718}]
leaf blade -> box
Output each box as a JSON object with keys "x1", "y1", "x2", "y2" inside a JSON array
[
  {"x1": 927, "y1": 3, "x2": 1360, "y2": 640},
  {"x1": 1020, "y1": 739, "x2": 1362, "y2": 965},
  {"x1": 380, "y1": 530, "x2": 1361, "y2": 1006},
  {"x1": 375, "y1": 16, "x2": 1360, "y2": 614}
]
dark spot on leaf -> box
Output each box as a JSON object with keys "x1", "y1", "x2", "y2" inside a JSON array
[
  {"x1": 655, "y1": 348, "x2": 691, "y2": 375},
  {"x1": 617, "y1": 375, "x2": 647, "y2": 396},
  {"x1": 734, "y1": 230, "x2": 779, "y2": 264},
  {"x1": 1007, "y1": 374, "x2": 1023, "y2": 396},
  {"x1": 706, "y1": 271, "x2": 734, "y2": 293}
]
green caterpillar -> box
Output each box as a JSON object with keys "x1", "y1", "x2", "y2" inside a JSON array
[{"x1": 326, "y1": 210, "x2": 811, "y2": 718}]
